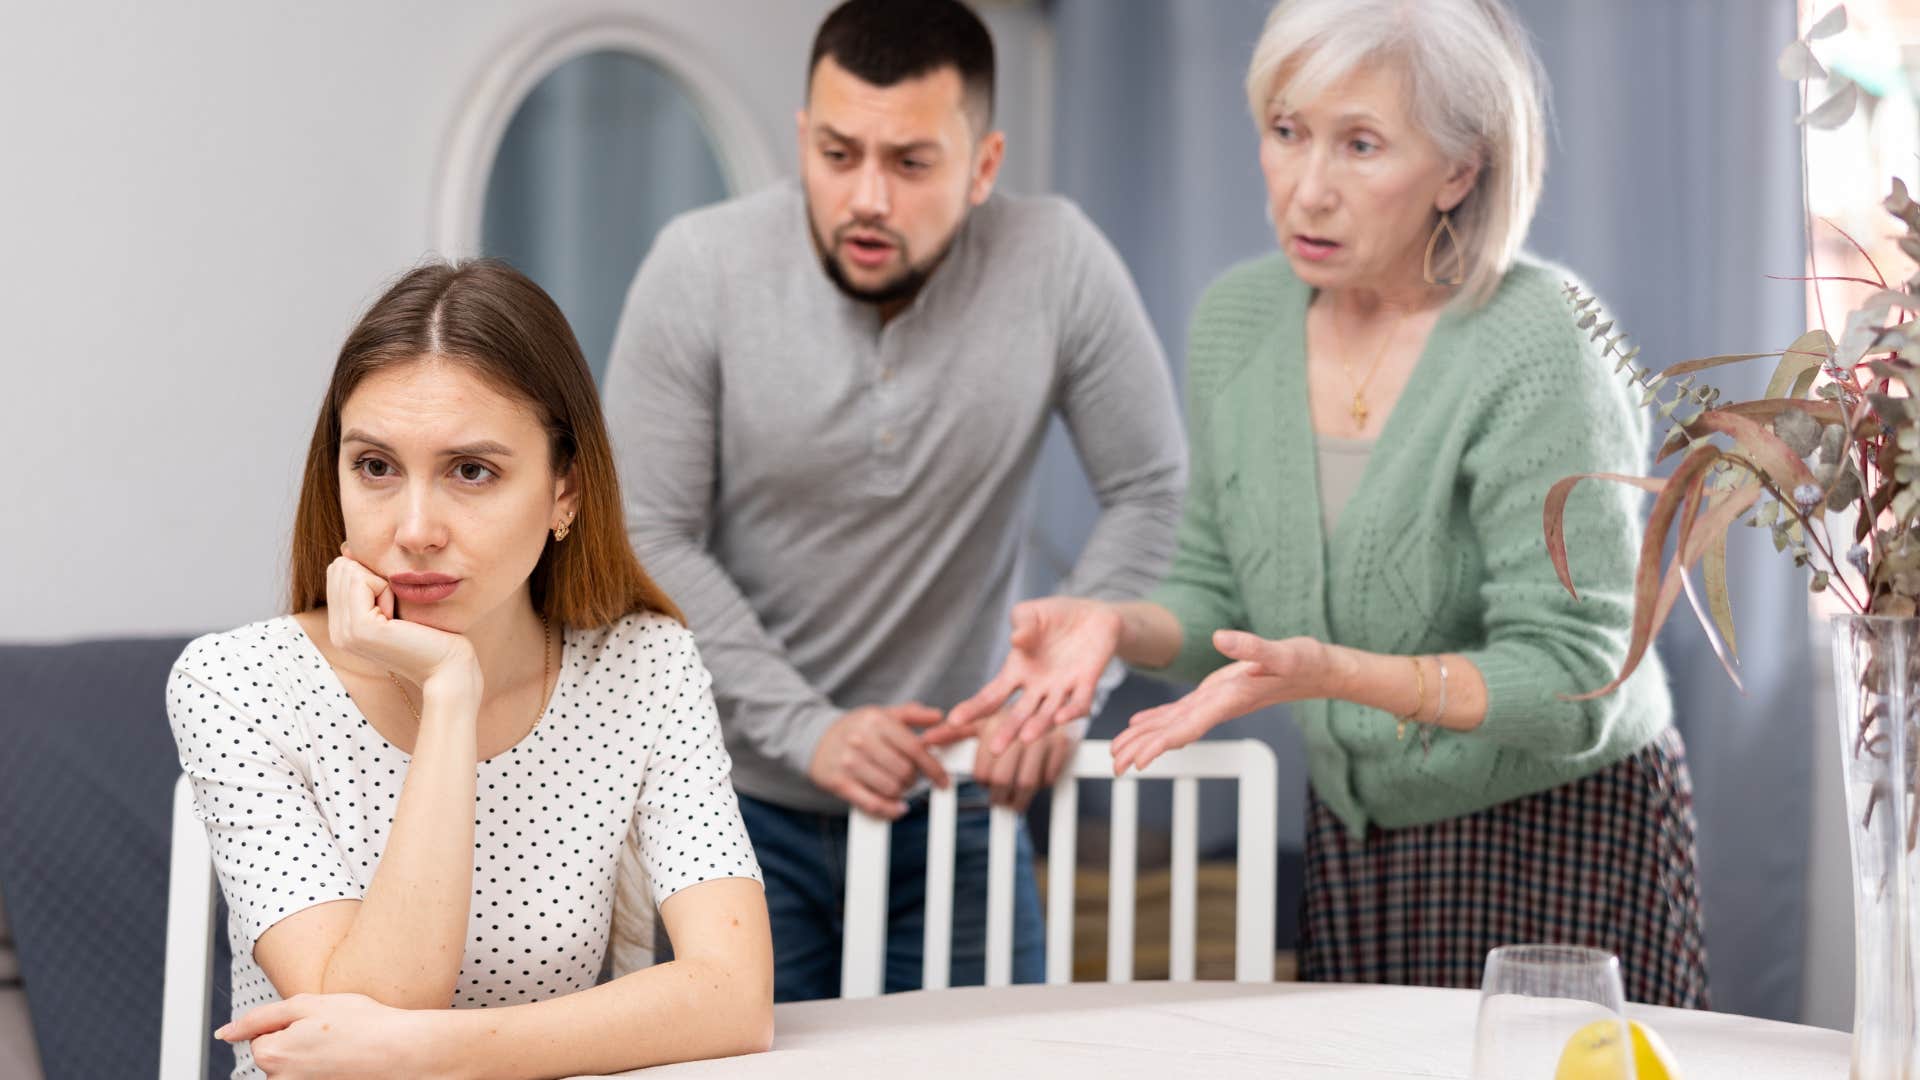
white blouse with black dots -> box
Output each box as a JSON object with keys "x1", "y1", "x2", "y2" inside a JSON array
[{"x1": 166, "y1": 612, "x2": 761, "y2": 1079}]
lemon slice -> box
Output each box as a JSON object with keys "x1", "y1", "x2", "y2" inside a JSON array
[{"x1": 1555, "y1": 1019, "x2": 1682, "y2": 1080}]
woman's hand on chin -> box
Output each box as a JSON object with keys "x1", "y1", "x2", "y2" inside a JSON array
[
  {"x1": 219, "y1": 993, "x2": 442, "y2": 1080},
  {"x1": 327, "y1": 544, "x2": 480, "y2": 699}
]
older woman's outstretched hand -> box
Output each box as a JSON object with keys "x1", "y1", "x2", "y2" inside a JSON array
[
  {"x1": 946, "y1": 597, "x2": 1124, "y2": 752},
  {"x1": 1111, "y1": 631, "x2": 1333, "y2": 774}
]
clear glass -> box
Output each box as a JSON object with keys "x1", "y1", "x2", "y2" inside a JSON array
[
  {"x1": 1831, "y1": 613, "x2": 1920, "y2": 1079},
  {"x1": 1470, "y1": 944, "x2": 1633, "y2": 1080}
]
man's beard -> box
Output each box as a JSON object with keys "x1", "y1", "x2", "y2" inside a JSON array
[{"x1": 809, "y1": 216, "x2": 960, "y2": 307}]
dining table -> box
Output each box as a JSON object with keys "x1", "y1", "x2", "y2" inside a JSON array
[{"x1": 577, "y1": 980, "x2": 1850, "y2": 1079}]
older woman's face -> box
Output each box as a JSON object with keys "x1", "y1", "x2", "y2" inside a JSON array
[
  {"x1": 1259, "y1": 63, "x2": 1478, "y2": 294},
  {"x1": 336, "y1": 359, "x2": 573, "y2": 633}
]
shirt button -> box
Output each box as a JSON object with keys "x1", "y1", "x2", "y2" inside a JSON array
[
  {"x1": 880, "y1": 367, "x2": 894, "y2": 381},
  {"x1": 879, "y1": 430, "x2": 895, "y2": 447}
]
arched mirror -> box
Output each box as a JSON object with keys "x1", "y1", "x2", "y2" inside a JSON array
[
  {"x1": 483, "y1": 51, "x2": 728, "y2": 382},
  {"x1": 435, "y1": 18, "x2": 779, "y2": 381}
]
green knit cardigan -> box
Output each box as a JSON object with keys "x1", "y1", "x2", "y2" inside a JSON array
[{"x1": 1141, "y1": 253, "x2": 1672, "y2": 836}]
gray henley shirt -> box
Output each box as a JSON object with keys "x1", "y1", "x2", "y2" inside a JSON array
[{"x1": 603, "y1": 180, "x2": 1187, "y2": 812}]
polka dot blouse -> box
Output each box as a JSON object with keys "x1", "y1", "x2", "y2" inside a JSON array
[{"x1": 166, "y1": 612, "x2": 761, "y2": 1079}]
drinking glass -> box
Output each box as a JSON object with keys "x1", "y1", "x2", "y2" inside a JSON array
[{"x1": 1470, "y1": 944, "x2": 1633, "y2": 1080}]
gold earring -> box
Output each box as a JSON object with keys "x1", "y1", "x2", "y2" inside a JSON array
[
  {"x1": 1423, "y1": 210, "x2": 1464, "y2": 287},
  {"x1": 553, "y1": 515, "x2": 573, "y2": 542}
]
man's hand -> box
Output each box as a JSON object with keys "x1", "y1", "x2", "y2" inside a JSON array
[
  {"x1": 971, "y1": 712, "x2": 1079, "y2": 812},
  {"x1": 808, "y1": 703, "x2": 952, "y2": 819}
]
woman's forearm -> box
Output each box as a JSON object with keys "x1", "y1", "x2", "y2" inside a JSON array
[
  {"x1": 1114, "y1": 601, "x2": 1184, "y2": 670},
  {"x1": 1324, "y1": 646, "x2": 1488, "y2": 732},
  {"x1": 318, "y1": 681, "x2": 480, "y2": 1007},
  {"x1": 425, "y1": 955, "x2": 773, "y2": 1080}
]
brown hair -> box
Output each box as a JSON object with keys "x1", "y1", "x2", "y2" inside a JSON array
[{"x1": 289, "y1": 258, "x2": 682, "y2": 628}]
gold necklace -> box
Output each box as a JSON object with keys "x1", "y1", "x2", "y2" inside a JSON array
[
  {"x1": 387, "y1": 614, "x2": 552, "y2": 734},
  {"x1": 1334, "y1": 311, "x2": 1404, "y2": 433}
]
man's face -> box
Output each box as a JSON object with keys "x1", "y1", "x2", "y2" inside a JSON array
[{"x1": 798, "y1": 55, "x2": 1003, "y2": 306}]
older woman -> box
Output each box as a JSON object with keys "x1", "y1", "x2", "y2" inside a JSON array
[
  {"x1": 951, "y1": 0, "x2": 1707, "y2": 1006},
  {"x1": 168, "y1": 260, "x2": 772, "y2": 1078}
]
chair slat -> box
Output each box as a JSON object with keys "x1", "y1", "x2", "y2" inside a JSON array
[
  {"x1": 1045, "y1": 772, "x2": 1077, "y2": 985},
  {"x1": 985, "y1": 805, "x2": 1017, "y2": 986},
  {"x1": 842, "y1": 811, "x2": 892, "y2": 999},
  {"x1": 1170, "y1": 776, "x2": 1198, "y2": 982},
  {"x1": 1107, "y1": 775, "x2": 1138, "y2": 983},
  {"x1": 923, "y1": 783, "x2": 958, "y2": 990},
  {"x1": 1234, "y1": 748, "x2": 1279, "y2": 982}
]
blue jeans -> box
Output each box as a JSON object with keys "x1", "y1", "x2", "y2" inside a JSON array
[{"x1": 736, "y1": 782, "x2": 1046, "y2": 1001}]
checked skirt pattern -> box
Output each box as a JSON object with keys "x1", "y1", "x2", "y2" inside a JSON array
[{"x1": 1298, "y1": 725, "x2": 1710, "y2": 1007}]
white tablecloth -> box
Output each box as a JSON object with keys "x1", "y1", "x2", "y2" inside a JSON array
[{"x1": 583, "y1": 982, "x2": 1850, "y2": 1079}]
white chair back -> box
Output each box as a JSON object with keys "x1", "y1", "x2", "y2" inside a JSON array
[
  {"x1": 160, "y1": 774, "x2": 217, "y2": 1080},
  {"x1": 841, "y1": 737, "x2": 1278, "y2": 998}
]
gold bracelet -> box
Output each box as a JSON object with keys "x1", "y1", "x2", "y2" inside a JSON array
[{"x1": 1398, "y1": 656, "x2": 1426, "y2": 741}]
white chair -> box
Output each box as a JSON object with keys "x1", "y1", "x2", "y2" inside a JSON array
[
  {"x1": 160, "y1": 774, "x2": 217, "y2": 1080},
  {"x1": 841, "y1": 737, "x2": 1278, "y2": 998}
]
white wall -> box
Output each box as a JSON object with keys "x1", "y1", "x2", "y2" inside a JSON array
[{"x1": 0, "y1": 0, "x2": 1049, "y2": 642}]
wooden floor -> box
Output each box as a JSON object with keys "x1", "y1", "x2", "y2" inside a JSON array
[{"x1": 1036, "y1": 857, "x2": 1297, "y2": 982}]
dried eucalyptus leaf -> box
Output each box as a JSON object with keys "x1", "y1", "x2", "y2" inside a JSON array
[
  {"x1": 1829, "y1": 467, "x2": 1863, "y2": 510},
  {"x1": 1839, "y1": 307, "x2": 1887, "y2": 366},
  {"x1": 1809, "y1": 5, "x2": 1848, "y2": 40},
  {"x1": 1773, "y1": 407, "x2": 1821, "y2": 455},
  {"x1": 1821, "y1": 422, "x2": 1848, "y2": 462},
  {"x1": 1897, "y1": 488, "x2": 1920, "y2": 521},
  {"x1": 1860, "y1": 291, "x2": 1917, "y2": 321},
  {"x1": 1801, "y1": 82, "x2": 1859, "y2": 129},
  {"x1": 1759, "y1": 500, "x2": 1781, "y2": 527},
  {"x1": 1778, "y1": 39, "x2": 1827, "y2": 80},
  {"x1": 1813, "y1": 570, "x2": 1831, "y2": 592},
  {"x1": 1870, "y1": 393, "x2": 1915, "y2": 425}
]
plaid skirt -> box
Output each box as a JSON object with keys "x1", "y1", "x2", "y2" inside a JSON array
[{"x1": 1298, "y1": 725, "x2": 1709, "y2": 1008}]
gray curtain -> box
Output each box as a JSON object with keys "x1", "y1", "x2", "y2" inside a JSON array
[{"x1": 1045, "y1": 0, "x2": 1811, "y2": 1019}]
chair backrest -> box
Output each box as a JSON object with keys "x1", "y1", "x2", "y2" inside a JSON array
[
  {"x1": 840, "y1": 737, "x2": 1277, "y2": 998},
  {"x1": 159, "y1": 774, "x2": 216, "y2": 1080}
]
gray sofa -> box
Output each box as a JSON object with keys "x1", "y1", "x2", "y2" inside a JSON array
[{"x1": 0, "y1": 636, "x2": 233, "y2": 1080}]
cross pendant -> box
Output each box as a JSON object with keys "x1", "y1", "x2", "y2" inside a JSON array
[{"x1": 1350, "y1": 392, "x2": 1369, "y2": 431}]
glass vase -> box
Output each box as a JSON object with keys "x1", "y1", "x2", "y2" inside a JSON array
[{"x1": 1833, "y1": 613, "x2": 1920, "y2": 1079}]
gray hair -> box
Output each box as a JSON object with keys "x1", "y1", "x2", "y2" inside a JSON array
[{"x1": 1245, "y1": 0, "x2": 1548, "y2": 308}]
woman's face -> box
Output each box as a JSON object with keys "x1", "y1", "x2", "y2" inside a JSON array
[
  {"x1": 1258, "y1": 62, "x2": 1479, "y2": 295},
  {"x1": 335, "y1": 358, "x2": 574, "y2": 633}
]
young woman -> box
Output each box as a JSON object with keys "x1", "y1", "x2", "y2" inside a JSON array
[{"x1": 168, "y1": 259, "x2": 772, "y2": 1079}]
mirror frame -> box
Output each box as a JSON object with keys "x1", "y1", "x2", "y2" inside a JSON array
[{"x1": 433, "y1": 12, "x2": 779, "y2": 258}]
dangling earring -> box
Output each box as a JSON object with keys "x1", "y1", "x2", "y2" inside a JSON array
[
  {"x1": 553, "y1": 514, "x2": 574, "y2": 542},
  {"x1": 1423, "y1": 210, "x2": 1464, "y2": 287}
]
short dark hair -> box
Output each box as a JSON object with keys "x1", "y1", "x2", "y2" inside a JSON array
[{"x1": 809, "y1": 0, "x2": 995, "y2": 132}]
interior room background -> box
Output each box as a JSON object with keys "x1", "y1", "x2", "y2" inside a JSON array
[{"x1": 0, "y1": 0, "x2": 1856, "y2": 1030}]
